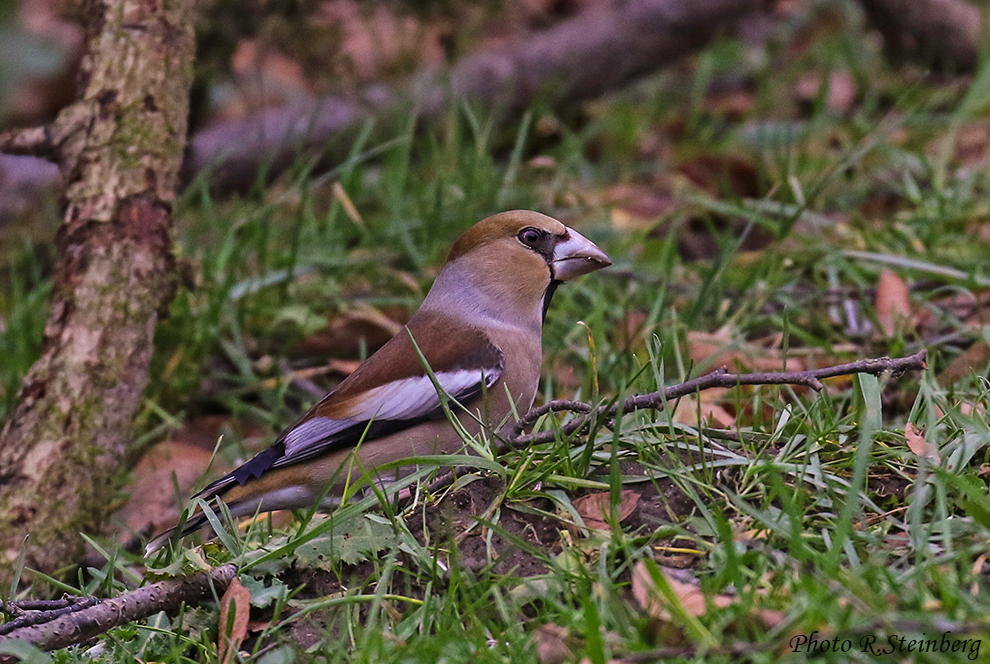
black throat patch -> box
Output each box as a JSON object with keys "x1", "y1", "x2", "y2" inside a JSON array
[{"x1": 542, "y1": 280, "x2": 561, "y2": 322}]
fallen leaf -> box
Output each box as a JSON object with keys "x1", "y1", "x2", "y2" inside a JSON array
[
  {"x1": 705, "y1": 87, "x2": 754, "y2": 121},
  {"x1": 603, "y1": 183, "x2": 676, "y2": 230},
  {"x1": 672, "y1": 393, "x2": 736, "y2": 429},
  {"x1": 938, "y1": 339, "x2": 990, "y2": 386},
  {"x1": 756, "y1": 608, "x2": 787, "y2": 630},
  {"x1": 677, "y1": 154, "x2": 760, "y2": 199},
  {"x1": 875, "y1": 270, "x2": 912, "y2": 338},
  {"x1": 218, "y1": 577, "x2": 252, "y2": 664},
  {"x1": 117, "y1": 417, "x2": 257, "y2": 535},
  {"x1": 905, "y1": 422, "x2": 940, "y2": 463},
  {"x1": 573, "y1": 490, "x2": 640, "y2": 531},
  {"x1": 527, "y1": 155, "x2": 557, "y2": 169},
  {"x1": 687, "y1": 330, "x2": 804, "y2": 373},
  {"x1": 632, "y1": 561, "x2": 785, "y2": 635},
  {"x1": 246, "y1": 619, "x2": 271, "y2": 632},
  {"x1": 632, "y1": 561, "x2": 730, "y2": 619},
  {"x1": 795, "y1": 70, "x2": 857, "y2": 113},
  {"x1": 533, "y1": 624, "x2": 574, "y2": 664},
  {"x1": 950, "y1": 121, "x2": 990, "y2": 168},
  {"x1": 959, "y1": 401, "x2": 987, "y2": 418},
  {"x1": 223, "y1": 39, "x2": 312, "y2": 121}
]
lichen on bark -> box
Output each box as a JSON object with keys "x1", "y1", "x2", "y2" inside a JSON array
[{"x1": 0, "y1": 0, "x2": 197, "y2": 584}]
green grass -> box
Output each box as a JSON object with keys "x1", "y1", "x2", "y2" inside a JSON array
[{"x1": 3, "y1": 2, "x2": 990, "y2": 662}]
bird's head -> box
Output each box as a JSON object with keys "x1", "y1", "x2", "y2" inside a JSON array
[{"x1": 424, "y1": 210, "x2": 612, "y2": 327}]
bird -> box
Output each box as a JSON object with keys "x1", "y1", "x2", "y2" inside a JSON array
[{"x1": 146, "y1": 210, "x2": 611, "y2": 553}]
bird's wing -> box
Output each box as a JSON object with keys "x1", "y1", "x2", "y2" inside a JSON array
[{"x1": 200, "y1": 315, "x2": 503, "y2": 494}]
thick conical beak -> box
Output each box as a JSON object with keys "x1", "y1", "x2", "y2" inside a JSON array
[{"x1": 550, "y1": 227, "x2": 612, "y2": 281}]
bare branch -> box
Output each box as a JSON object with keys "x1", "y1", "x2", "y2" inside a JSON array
[
  {"x1": 0, "y1": 564, "x2": 238, "y2": 657},
  {"x1": 2, "y1": 0, "x2": 768, "y2": 215},
  {"x1": 0, "y1": 352, "x2": 929, "y2": 655},
  {"x1": 510, "y1": 350, "x2": 928, "y2": 446},
  {"x1": 0, "y1": 598, "x2": 100, "y2": 636},
  {"x1": 0, "y1": 126, "x2": 55, "y2": 159},
  {"x1": 2, "y1": 597, "x2": 87, "y2": 614},
  {"x1": 188, "y1": 0, "x2": 767, "y2": 192},
  {"x1": 515, "y1": 399, "x2": 593, "y2": 429}
]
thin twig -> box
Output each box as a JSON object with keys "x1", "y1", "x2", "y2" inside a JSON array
[
  {"x1": 515, "y1": 399, "x2": 593, "y2": 429},
  {"x1": 0, "y1": 564, "x2": 238, "y2": 657},
  {"x1": 0, "y1": 126, "x2": 55, "y2": 159},
  {"x1": 2, "y1": 597, "x2": 88, "y2": 613},
  {"x1": 0, "y1": 598, "x2": 101, "y2": 636},
  {"x1": 510, "y1": 350, "x2": 927, "y2": 446},
  {"x1": 0, "y1": 353, "x2": 928, "y2": 656}
]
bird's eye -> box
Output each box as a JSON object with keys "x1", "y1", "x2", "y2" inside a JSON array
[{"x1": 518, "y1": 227, "x2": 543, "y2": 247}]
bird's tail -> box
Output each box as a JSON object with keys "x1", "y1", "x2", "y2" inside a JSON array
[
  {"x1": 144, "y1": 510, "x2": 212, "y2": 555},
  {"x1": 144, "y1": 465, "x2": 246, "y2": 555}
]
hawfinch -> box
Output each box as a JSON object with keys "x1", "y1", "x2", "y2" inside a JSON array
[{"x1": 147, "y1": 210, "x2": 610, "y2": 552}]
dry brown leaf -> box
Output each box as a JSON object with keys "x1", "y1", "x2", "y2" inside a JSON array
[
  {"x1": 236, "y1": 509, "x2": 296, "y2": 531},
  {"x1": 218, "y1": 577, "x2": 252, "y2": 664},
  {"x1": 939, "y1": 339, "x2": 990, "y2": 386},
  {"x1": 220, "y1": 39, "x2": 313, "y2": 122},
  {"x1": 603, "y1": 183, "x2": 676, "y2": 230},
  {"x1": 672, "y1": 393, "x2": 736, "y2": 429},
  {"x1": 632, "y1": 561, "x2": 731, "y2": 619},
  {"x1": 795, "y1": 70, "x2": 856, "y2": 113},
  {"x1": 4, "y1": 0, "x2": 83, "y2": 125},
  {"x1": 950, "y1": 121, "x2": 990, "y2": 168},
  {"x1": 677, "y1": 154, "x2": 760, "y2": 199},
  {"x1": 533, "y1": 624, "x2": 574, "y2": 664},
  {"x1": 875, "y1": 270, "x2": 912, "y2": 338},
  {"x1": 527, "y1": 155, "x2": 557, "y2": 169},
  {"x1": 738, "y1": 529, "x2": 770, "y2": 540},
  {"x1": 544, "y1": 357, "x2": 582, "y2": 391},
  {"x1": 299, "y1": 359, "x2": 362, "y2": 379},
  {"x1": 633, "y1": 562, "x2": 786, "y2": 636},
  {"x1": 905, "y1": 422, "x2": 940, "y2": 463},
  {"x1": 687, "y1": 330, "x2": 804, "y2": 373},
  {"x1": 756, "y1": 608, "x2": 787, "y2": 630},
  {"x1": 915, "y1": 289, "x2": 988, "y2": 334},
  {"x1": 246, "y1": 619, "x2": 272, "y2": 633},
  {"x1": 118, "y1": 441, "x2": 214, "y2": 534},
  {"x1": 705, "y1": 88, "x2": 755, "y2": 121},
  {"x1": 959, "y1": 401, "x2": 987, "y2": 418},
  {"x1": 116, "y1": 416, "x2": 259, "y2": 535},
  {"x1": 573, "y1": 490, "x2": 640, "y2": 531},
  {"x1": 256, "y1": 359, "x2": 362, "y2": 393}
]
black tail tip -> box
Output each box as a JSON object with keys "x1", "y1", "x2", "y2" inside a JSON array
[{"x1": 144, "y1": 512, "x2": 210, "y2": 556}]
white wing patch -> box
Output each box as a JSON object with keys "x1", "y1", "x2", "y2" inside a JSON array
[
  {"x1": 282, "y1": 366, "x2": 500, "y2": 458},
  {"x1": 348, "y1": 368, "x2": 498, "y2": 421},
  {"x1": 282, "y1": 417, "x2": 357, "y2": 456}
]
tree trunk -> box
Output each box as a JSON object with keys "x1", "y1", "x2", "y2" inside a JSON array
[{"x1": 0, "y1": 0, "x2": 196, "y2": 585}]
